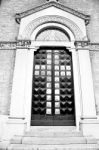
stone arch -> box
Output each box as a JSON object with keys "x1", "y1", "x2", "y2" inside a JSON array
[
  {"x1": 35, "y1": 26, "x2": 70, "y2": 41},
  {"x1": 20, "y1": 15, "x2": 85, "y2": 41},
  {"x1": 31, "y1": 22, "x2": 75, "y2": 42}
]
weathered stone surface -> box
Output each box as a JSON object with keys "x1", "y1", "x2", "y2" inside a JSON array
[{"x1": 7, "y1": 127, "x2": 99, "y2": 150}]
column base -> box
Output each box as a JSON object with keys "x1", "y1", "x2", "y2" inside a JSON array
[
  {"x1": 80, "y1": 118, "x2": 99, "y2": 139},
  {"x1": 0, "y1": 115, "x2": 8, "y2": 141},
  {"x1": 1, "y1": 117, "x2": 27, "y2": 141}
]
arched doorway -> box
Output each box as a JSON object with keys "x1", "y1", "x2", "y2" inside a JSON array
[
  {"x1": 8, "y1": 3, "x2": 97, "y2": 139},
  {"x1": 31, "y1": 27, "x2": 75, "y2": 126}
]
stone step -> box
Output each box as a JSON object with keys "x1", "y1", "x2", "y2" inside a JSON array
[
  {"x1": 8, "y1": 144, "x2": 99, "y2": 150},
  {"x1": 25, "y1": 126, "x2": 80, "y2": 137},
  {"x1": 24, "y1": 132, "x2": 83, "y2": 137},
  {"x1": 22, "y1": 137, "x2": 87, "y2": 145},
  {"x1": 11, "y1": 136, "x2": 87, "y2": 145},
  {"x1": 8, "y1": 127, "x2": 99, "y2": 150},
  {"x1": 29, "y1": 126, "x2": 76, "y2": 133},
  {"x1": 10, "y1": 135, "x2": 97, "y2": 145}
]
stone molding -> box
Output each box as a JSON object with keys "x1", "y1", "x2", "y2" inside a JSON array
[
  {"x1": 74, "y1": 41, "x2": 90, "y2": 49},
  {"x1": 0, "y1": 41, "x2": 99, "y2": 51},
  {"x1": 90, "y1": 43, "x2": 99, "y2": 51},
  {"x1": 0, "y1": 41, "x2": 16, "y2": 50},
  {"x1": 75, "y1": 41, "x2": 99, "y2": 51},
  {"x1": 20, "y1": 15, "x2": 84, "y2": 41},
  {"x1": 0, "y1": 40, "x2": 31, "y2": 50},
  {"x1": 15, "y1": 1, "x2": 90, "y2": 24}
]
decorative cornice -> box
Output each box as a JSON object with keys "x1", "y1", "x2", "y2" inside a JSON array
[
  {"x1": 0, "y1": 40, "x2": 31, "y2": 50},
  {"x1": 15, "y1": 1, "x2": 90, "y2": 24},
  {"x1": 0, "y1": 41, "x2": 16, "y2": 50},
  {"x1": 0, "y1": 41, "x2": 99, "y2": 51},
  {"x1": 75, "y1": 41, "x2": 99, "y2": 51}
]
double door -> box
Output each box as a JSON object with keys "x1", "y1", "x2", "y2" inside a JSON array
[{"x1": 31, "y1": 47, "x2": 75, "y2": 126}]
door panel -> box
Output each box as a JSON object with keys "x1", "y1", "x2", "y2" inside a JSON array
[{"x1": 31, "y1": 47, "x2": 75, "y2": 126}]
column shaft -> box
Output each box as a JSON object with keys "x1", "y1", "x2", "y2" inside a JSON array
[
  {"x1": 10, "y1": 49, "x2": 28, "y2": 118},
  {"x1": 78, "y1": 49, "x2": 96, "y2": 118}
]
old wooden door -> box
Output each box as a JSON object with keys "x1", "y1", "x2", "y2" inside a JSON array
[{"x1": 31, "y1": 47, "x2": 75, "y2": 126}]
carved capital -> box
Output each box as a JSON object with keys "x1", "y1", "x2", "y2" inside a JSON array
[
  {"x1": 74, "y1": 41, "x2": 90, "y2": 49},
  {"x1": 75, "y1": 41, "x2": 99, "y2": 51},
  {"x1": 16, "y1": 40, "x2": 31, "y2": 49}
]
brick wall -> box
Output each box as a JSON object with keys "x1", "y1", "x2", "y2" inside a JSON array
[
  {"x1": 0, "y1": 0, "x2": 99, "y2": 115},
  {"x1": 90, "y1": 51, "x2": 99, "y2": 115},
  {"x1": 0, "y1": 50, "x2": 15, "y2": 115}
]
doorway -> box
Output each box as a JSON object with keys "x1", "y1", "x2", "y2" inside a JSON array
[{"x1": 31, "y1": 47, "x2": 75, "y2": 126}]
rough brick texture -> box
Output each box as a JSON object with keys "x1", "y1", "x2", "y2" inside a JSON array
[
  {"x1": 0, "y1": 50, "x2": 15, "y2": 115},
  {"x1": 0, "y1": 0, "x2": 99, "y2": 115},
  {"x1": 90, "y1": 51, "x2": 99, "y2": 115}
]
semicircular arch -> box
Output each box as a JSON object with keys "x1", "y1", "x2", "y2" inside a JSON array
[{"x1": 31, "y1": 22, "x2": 74, "y2": 41}]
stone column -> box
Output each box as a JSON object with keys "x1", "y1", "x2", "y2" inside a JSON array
[
  {"x1": 3, "y1": 41, "x2": 31, "y2": 140},
  {"x1": 10, "y1": 48, "x2": 28, "y2": 118},
  {"x1": 78, "y1": 48, "x2": 96, "y2": 118},
  {"x1": 75, "y1": 42, "x2": 99, "y2": 138}
]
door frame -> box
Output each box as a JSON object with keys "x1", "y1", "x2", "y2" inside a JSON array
[{"x1": 23, "y1": 40, "x2": 81, "y2": 130}]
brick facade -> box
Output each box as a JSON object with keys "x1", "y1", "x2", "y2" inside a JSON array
[
  {"x1": 90, "y1": 51, "x2": 99, "y2": 114},
  {"x1": 0, "y1": 50, "x2": 15, "y2": 115},
  {"x1": 0, "y1": 0, "x2": 99, "y2": 115}
]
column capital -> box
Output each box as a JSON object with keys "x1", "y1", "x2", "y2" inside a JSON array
[
  {"x1": 16, "y1": 40, "x2": 31, "y2": 49},
  {"x1": 74, "y1": 41, "x2": 90, "y2": 50},
  {"x1": 74, "y1": 41, "x2": 99, "y2": 51}
]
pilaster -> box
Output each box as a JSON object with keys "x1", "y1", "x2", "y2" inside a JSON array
[
  {"x1": 3, "y1": 40, "x2": 31, "y2": 140},
  {"x1": 75, "y1": 41, "x2": 96, "y2": 118},
  {"x1": 75, "y1": 41, "x2": 99, "y2": 139}
]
